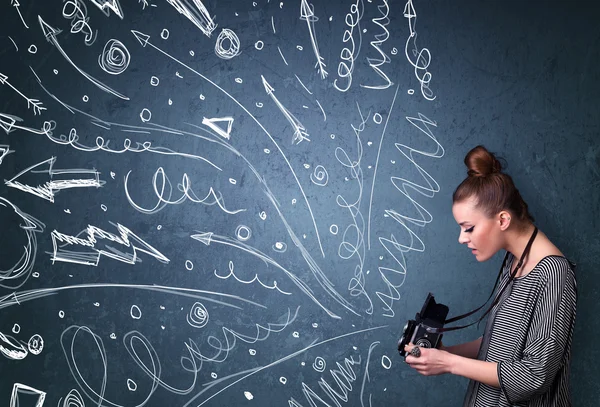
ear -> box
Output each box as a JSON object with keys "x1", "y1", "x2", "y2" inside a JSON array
[{"x1": 498, "y1": 211, "x2": 512, "y2": 231}]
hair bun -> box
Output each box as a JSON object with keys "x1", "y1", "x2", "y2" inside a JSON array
[{"x1": 464, "y1": 145, "x2": 502, "y2": 177}]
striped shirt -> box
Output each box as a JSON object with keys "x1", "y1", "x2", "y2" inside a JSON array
[{"x1": 463, "y1": 254, "x2": 577, "y2": 407}]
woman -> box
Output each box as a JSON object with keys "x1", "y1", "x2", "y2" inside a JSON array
[{"x1": 404, "y1": 145, "x2": 577, "y2": 406}]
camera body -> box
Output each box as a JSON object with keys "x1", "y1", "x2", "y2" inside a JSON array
[{"x1": 398, "y1": 293, "x2": 449, "y2": 356}]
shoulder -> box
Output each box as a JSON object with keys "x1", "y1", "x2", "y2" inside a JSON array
[{"x1": 534, "y1": 255, "x2": 577, "y2": 291}]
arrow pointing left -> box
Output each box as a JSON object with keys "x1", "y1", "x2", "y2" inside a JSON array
[{"x1": 5, "y1": 157, "x2": 105, "y2": 203}]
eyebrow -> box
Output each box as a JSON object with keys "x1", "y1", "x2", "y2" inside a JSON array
[{"x1": 458, "y1": 222, "x2": 472, "y2": 226}]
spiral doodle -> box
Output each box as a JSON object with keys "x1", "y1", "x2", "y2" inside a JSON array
[
  {"x1": 310, "y1": 165, "x2": 329, "y2": 186},
  {"x1": 98, "y1": 39, "x2": 131, "y2": 75},
  {"x1": 187, "y1": 302, "x2": 209, "y2": 328},
  {"x1": 312, "y1": 356, "x2": 326, "y2": 372},
  {"x1": 214, "y1": 28, "x2": 241, "y2": 59}
]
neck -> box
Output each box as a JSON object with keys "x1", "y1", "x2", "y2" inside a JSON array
[{"x1": 505, "y1": 223, "x2": 537, "y2": 263}]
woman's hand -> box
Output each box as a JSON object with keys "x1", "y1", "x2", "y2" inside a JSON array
[{"x1": 404, "y1": 343, "x2": 453, "y2": 376}]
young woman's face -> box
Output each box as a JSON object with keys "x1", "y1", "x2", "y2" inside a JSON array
[{"x1": 452, "y1": 197, "x2": 503, "y2": 262}]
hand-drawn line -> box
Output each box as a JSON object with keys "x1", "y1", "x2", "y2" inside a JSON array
[
  {"x1": 294, "y1": 74, "x2": 313, "y2": 95},
  {"x1": 166, "y1": 0, "x2": 217, "y2": 37},
  {"x1": 315, "y1": 99, "x2": 326, "y2": 121},
  {"x1": 289, "y1": 353, "x2": 361, "y2": 407},
  {"x1": 62, "y1": 325, "x2": 157, "y2": 407},
  {"x1": 139, "y1": 0, "x2": 149, "y2": 10},
  {"x1": 271, "y1": 15, "x2": 276, "y2": 33},
  {"x1": 310, "y1": 165, "x2": 328, "y2": 186},
  {"x1": 361, "y1": 0, "x2": 393, "y2": 90},
  {"x1": 130, "y1": 31, "x2": 326, "y2": 255},
  {"x1": 10, "y1": 383, "x2": 46, "y2": 407},
  {"x1": 8, "y1": 36, "x2": 18, "y2": 51},
  {"x1": 214, "y1": 260, "x2": 292, "y2": 295},
  {"x1": 214, "y1": 29, "x2": 240, "y2": 59},
  {"x1": 89, "y1": 0, "x2": 124, "y2": 19},
  {"x1": 376, "y1": 113, "x2": 443, "y2": 317},
  {"x1": 124, "y1": 308, "x2": 299, "y2": 399},
  {"x1": 187, "y1": 301, "x2": 209, "y2": 328},
  {"x1": 124, "y1": 167, "x2": 245, "y2": 215},
  {"x1": 183, "y1": 325, "x2": 387, "y2": 407},
  {"x1": 50, "y1": 222, "x2": 170, "y2": 266},
  {"x1": 277, "y1": 46, "x2": 289, "y2": 65},
  {"x1": 0, "y1": 72, "x2": 46, "y2": 115},
  {"x1": 0, "y1": 197, "x2": 44, "y2": 290},
  {"x1": 262, "y1": 75, "x2": 310, "y2": 144},
  {"x1": 11, "y1": 0, "x2": 29, "y2": 29},
  {"x1": 0, "y1": 144, "x2": 14, "y2": 164},
  {"x1": 38, "y1": 16, "x2": 129, "y2": 100},
  {"x1": 403, "y1": 0, "x2": 436, "y2": 100},
  {"x1": 0, "y1": 113, "x2": 54, "y2": 135},
  {"x1": 334, "y1": 0, "x2": 364, "y2": 92},
  {"x1": 359, "y1": 341, "x2": 379, "y2": 407},
  {"x1": 5, "y1": 157, "x2": 104, "y2": 203},
  {"x1": 335, "y1": 102, "x2": 373, "y2": 315},
  {"x1": 0, "y1": 283, "x2": 265, "y2": 312},
  {"x1": 99, "y1": 39, "x2": 130, "y2": 74},
  {"x1": 59, "y1": 389, "x2": 85, "y2": 407},
  {"x1": 191, "y1": 231, "x2": 343, "y2": 317},
  {"x1": 300, "y1": 0, "x2": 328, "y2": 79},
  {"x1": 0, "y1": 331, "x2": 28, "y2": 360},
  {"x1": 202, "y1": 117, "x2": 233, "y2": 140},
  {"x1": 367, "y1": 85, "x2": 399, "y2": 249},
  {"x1": 63, "y1": 0, "x2": 97, "y2": 45}
]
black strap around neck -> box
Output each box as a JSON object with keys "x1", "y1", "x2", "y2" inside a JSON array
[{"x1": 428, "y1": 226, "x2": 539, "y2": 334}]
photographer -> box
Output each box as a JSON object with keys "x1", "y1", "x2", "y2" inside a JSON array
[{"x1": 403, "y1": 145, "x2": 577, "y2": 406}]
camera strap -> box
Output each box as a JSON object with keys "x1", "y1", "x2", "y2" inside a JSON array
[{"x1": 427, "y1": 226, "x2": 538, "y2": 334}]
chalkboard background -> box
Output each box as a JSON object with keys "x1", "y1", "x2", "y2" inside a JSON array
[{"x1": 0, "y1": 0, "x2": 598, "y2": 406}]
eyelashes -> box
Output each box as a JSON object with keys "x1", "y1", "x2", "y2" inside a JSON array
[{"x1": 464, "y1": 226, "x2": 475, "y2": 233}]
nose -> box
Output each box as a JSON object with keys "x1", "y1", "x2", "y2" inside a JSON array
[{"x1": 458, "y1": 231, "x2": 469, "y2": 245}]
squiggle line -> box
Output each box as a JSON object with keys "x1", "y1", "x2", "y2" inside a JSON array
[
  {"x1": 214, "y1": 260, "x2": 292, "y2": 295},
  {"x1": 335, "y1": 103, "x2": 373, "y2": 315},
  {"x1": 403, "y1": 0, "x2": 436, "y2": 100},
  {"x1": 359, "y1": 342, "x2": 379, "y2": 407},
  {"x1": 360, "y1": 0, "x2": 393, "y2": 90},
  {"x1": 124, "y1": 167, "x2": 245, "y2": 215},
  {"x1": 376, "y1": 113, "x2": 443, "y2": 317}
]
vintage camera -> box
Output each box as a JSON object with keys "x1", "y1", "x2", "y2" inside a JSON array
[{"x1": 398, "y1": 293, "x2": 449, "y2": 356}]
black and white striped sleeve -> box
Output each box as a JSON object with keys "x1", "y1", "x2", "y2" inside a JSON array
[{"x1": 497, "y1": 257, "x2": 577, "y2": 403}]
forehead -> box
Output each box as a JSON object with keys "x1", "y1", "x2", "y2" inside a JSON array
[{"x1": 452, "y1": 198, "x2": 486, "y2": 223}]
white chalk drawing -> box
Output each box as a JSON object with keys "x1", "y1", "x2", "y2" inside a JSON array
[
  {"x1": 202, "y1": 116, "x2": 234, "y2": 140},
  {"x1": 0, "y1": 145, "x2": 14, "y2": 164},
  {"x1": 11, "y1": 0, "x2": 29, "y2": 29},
  {"x1": 0, "y1": 72, "x2": 46, "y2": 115},
  {"x1": 334, "y1": 0, "x2": 363, "y2": 92},
  {"x1": 300, "y1": 0, "x2": 328, "y2": 79},
  {"x1": 62, "y1": 0, "x2": 97, "y2": 45},
  {"x1": 360, "y1": 0, "x2": 393, "y2": 90},
  {"x1": 38, "y1": 16, "x2": 129, "y2": 100},
  {"x1": 10, "y1": 383, "x2": 46, "y2": 407},
  {"x1": 98, "y1": 39, "x2": 131, "y2": 74},
  {"x1": 214, "y1": 28, "x2": 240, "y2": 59},
  {"x1": 404, "y1": 0, "x2": 436, "y2": 100},
  {"x1": 262, "y1": 75, "x2": 310, "y2": 145},
  {"x1": 0, "y1": 331, "x2": 28, "y2": 360},
  {"x1": 5, "y1": 157, "x2": 104, "y2": 203},
  {"x1": 89, "y1": 0, "x2": 124, "y2": 19},
  {"x1": 59, "y1": 389, "x2": 85, "y2": 407},
  {"x1": 166, "y1": 0, "x2": 217, "y2": 37},
  {"x1": 50, "y1": 222, "x2": 170, "y2": 266}
]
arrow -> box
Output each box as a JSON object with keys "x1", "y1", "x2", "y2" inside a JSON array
[
  {"x1": 190, "y1": 232, "x2": 213, "y2": 246},
  {"x1": 0, "y1": 113, "x2": 53, "y2": 135},
  {"x1": 37, "y1": 16, "x2": 129, "y2": 100},
  {"x1": 165, "y1": 0, "x2": 217, "y2": 37},
  {"x1": 0, "y1": 145, "x2": 14, "y2": 165},
  {"x1": 89, "y1": 0, "x2": 124, "y2": 19},
  {"x1": 11, "y1": 0, "x2": 29, "y2": 29},
  {"x1": 0, "y1": 72, "x2": 46, "y2": 115},
  {"x1": 202, "y1": 117, "x2": 233, "y2": 140},
  {"x1": 51, "y1": 222, "x2": 170, "y2": 266},
  {"x1": 261, "y1": 75, "x2": 310, "y2": 144},
  {"x1": 300, "y1": 0, "x2": 327, "y2": 79},
  {"x1": 5, "y1": 157, "x2": 105, "y2": 203}
]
